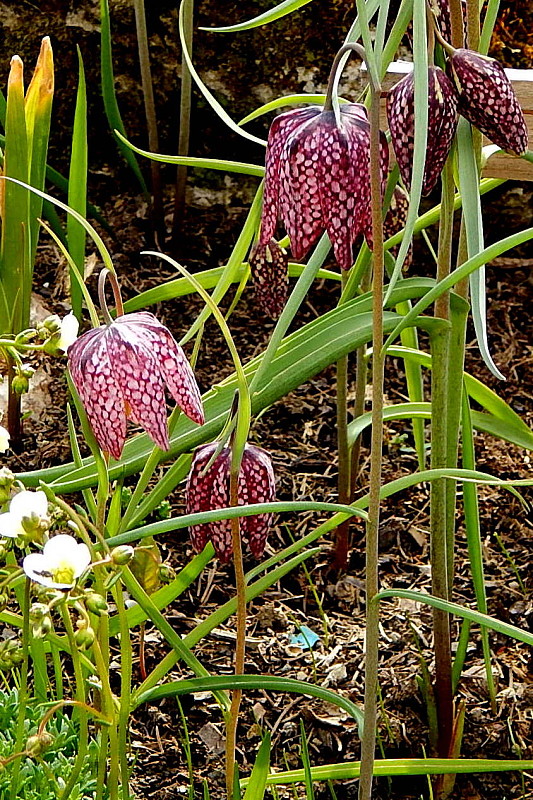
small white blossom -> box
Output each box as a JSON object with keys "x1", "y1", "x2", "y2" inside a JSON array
[
  {"x1": 0, "y1": 490, "x2": 48, "y2": 539},
  {"x1": 57, "y1": 312, "x2": 79, "y2": 352},
  {"x1": 23, "y1": 534, "x2": 91, "y2": 589},
  {"x1": 0, "y1": 426, "x2": 9, "y2": 453}
]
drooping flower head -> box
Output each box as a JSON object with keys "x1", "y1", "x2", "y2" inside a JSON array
[
  {"x1": 249, "y1": 238, "x2": 289, "y2": 318},
  {"x1": 448, "y1": 49, "x2": 528, "y2": 156},
  {"x1": 387, "y1": 66, "x2": 458, "y2": 195},
  {"x1": 259, "y1": 103, "x2": 389, "y2": 271},
  {"x1": 23, "y1": 534, "x2": 91, "y2": 589},
  {"x1": 186, "y1": 443, "x2": 276, "y2": 563},
  {"x1": 68, "y1": 311, "x2": 204, "y2": 460}
]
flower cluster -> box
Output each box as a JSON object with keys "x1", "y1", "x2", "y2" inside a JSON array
[{"x1": 387, "y1": 46, "x2": 528, "y2": 195}]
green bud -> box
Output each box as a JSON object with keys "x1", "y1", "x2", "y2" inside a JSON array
[
  {"x1": 85, "y1": 592, "x2": 108, "y2": 616},
  {"x1": 42, "y1": 333, "x2": 62, "y2": 356},
  {"x1": 110, "y1": 545, "x2": 134, "y2": 566},
  {"x1": 26, "y1": 731, "x2": 54, "y2": 757},
  {"x1": 159, "y1": 564, "x2": 176, "y2": 583},
  {"x1": 11, "y1": 374, "x2": 29, "y2": 394},
  {"x1": 74, "y1": 622, "x2": 95, "y2": 650},
  {"x1": 0, "y1": 467, "x2": 15, "y2": 506},
  {"x1": 0, "y1": 639, "x2": 24, "y2": 671},
  {"x1": 156, "y1": 500, "x2": 171, "y2": 520},
  {"x1": 30, "y1": 603, "x2": 52, "y2": 639},
  {"x1": 39, "y1": 314, "x2": 62, "y2": 336}
]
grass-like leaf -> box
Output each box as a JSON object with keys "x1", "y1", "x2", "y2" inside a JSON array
[
  {"x1": 67, "y1": 47, "x2": 88, "y2": 318},
  {"x1": 200, "y1": 0, "x2": 313, "y2": 33}
]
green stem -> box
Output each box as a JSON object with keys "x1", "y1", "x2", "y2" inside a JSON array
[
  {"x1": 113, "y1": 583, "x2": 132, "y2": 799},
  {"x1": 9, "y1": 579, "x2": 30, "y2": 800},
  {"x1": 333, "y1": 271, "x2": 352, "y2": 569},
  {"x1": 225, "y1": 469, "x2": 247, "y2": 798},
  {"x1": 92, "y1": 634, "x2": 119, "y2": 800},
  {"x1": 357, "y1": 75, "x2": 385, "y2": 800},
  {"x1": 59, "y1": 605, "x2": 89, "y2": 800},
  {"x1": 429, "y1": 326, "x2": 453, "y2": 758}
]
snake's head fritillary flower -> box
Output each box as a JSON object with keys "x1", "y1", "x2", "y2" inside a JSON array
[
  {"x1": 186, "y1": 443, "x2": 276, "y2": 563},
  {"x1": 249, "y1": 238, "x2": 289, "y2": 318},
  {"x1": 0, "y1": 426, "x2": 9, "y2": 454},
  {"x1": 23, "y1": 534, "x2": 91, "y2": 590},
  {"x1": 387, "y1": 66, "x2": 458, "y2": 195},
  {"x1": 0, "y1": 490, "x2": 49, "y2": 540},
  {"x1": 448, "y1": 49, "x2": 528, "y2": 156},
  {"x1": 68, "y1": 312, "x2": 204, "y2": 460},
  {"x1": 259, "y1": 104, "x2": 388, "y2": 271}
]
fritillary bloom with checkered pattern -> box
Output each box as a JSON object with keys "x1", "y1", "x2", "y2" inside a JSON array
[
  {"x1": 68, "y1": 312, "x2": 204, "y2": 459},
  {"x1": 186, "y1": 443, "x2": 276, "y2": 563},
  {"x1": 249, "y1": 238, "x2": 288, "y2": 318},
  {"x1": 387, "y1": 66, "x2": 458, "y2": 195},
  {"x1": 448, "y1": 49, "x2": 528, "y2": 156},
  {"x1": 259, "y1": 104, "x2": 389, "y2": 270}
]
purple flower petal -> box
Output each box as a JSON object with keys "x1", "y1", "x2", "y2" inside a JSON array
[
  {"x1": 449, "y1": 49, "x2": 528, "y2": 156},
  {"x1": 249, "y1": 239, "x2": 289, "y2": 318},
  {"x1": 68, "y1": 312, "x2": 204, "y2": 459}
]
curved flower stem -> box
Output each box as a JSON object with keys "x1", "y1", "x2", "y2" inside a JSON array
[
  {"x1": 98, "y1": 268, "x2": 124, "y2": 323},
  {"x1": 323, "y1": 42, "x2": 367, "y2": 113},
  {"x1": 357, "y1": 67, "x2": 385, "y2": 800}
]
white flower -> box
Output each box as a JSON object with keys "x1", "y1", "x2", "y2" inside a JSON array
[
  {"x1": 57, "y1": 312, "x2": 79, "y2": 352},
  {"x1": 0, "y1": 426, "x2": 9, "y2": 453},
  {"x1": 0, "y1": 490, "x2": 48, "y2": 539},
  {"x1": 23, "y1": 534, "x2": 91, "y2": 589}
]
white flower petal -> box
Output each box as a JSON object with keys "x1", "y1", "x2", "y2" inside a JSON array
[
  {"x1": 0, "y1": 425, "x2": 10, "y2": 453},
  {"x1": 10, "y1": 490, "x2": 48, "y2": 521},
  {"x1": 23, "y1": 534, "x2": 92, "y2": 588},
  {"x1": 23, "y1": 553, "x2": 60, "y2": 588},
  {"x1": 58, "y1": 312, "x2": 79, "y2": 352},
  {"x1": 0, "y1": 511, "x2": 24, "y2": 539}
]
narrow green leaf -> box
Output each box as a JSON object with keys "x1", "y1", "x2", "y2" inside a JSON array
[
  {"x1": 67, "y1": 46, "x2": 88, "y2": 318},
  {"x1": 300, "y1": 720, "x2": 315, "y2": 800},
  {"x1": 456, "y1": 117, "x2": 504, "y2": 379},
  {"x1": 347, "y1": 401, "x2": 533, "y2": 452},
  {"x1": 122, "y1": 262, "x2": 338, "y2": 313},
  {"x1": 134, "y1": 676, "x2": 363, "y2": 730},
  {"x1": 383, "y1": 226, "x2": 533, "y2": 353},
  {"x1": 99, "y1": 0, "x2": 148, "y2": 195},
  {"x1": 179, "y1": 1, "x2": 266, "y2": 146},
  {"x1": 201, "y1": 0, "x2": 312, "y2": 32},
  {"x1": 247, "y1": 757, "x2": 533, "y2": 785},
  {"x1": 0, "y1": 56, "x2": 30, "y2": 334},
  {"x1": 115, "y1": 130, "x2": 265, "y2": 175},
  {"x1": 376, "y1": 588, "x2": 533, "y2": 646},
  {"x1": 243, "y1": 734, "x2": 271, "y2": 800}
]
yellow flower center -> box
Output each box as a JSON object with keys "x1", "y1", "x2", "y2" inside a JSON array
[{"x1": 52, "y1": 563, "x2": 76, "y2": 585}]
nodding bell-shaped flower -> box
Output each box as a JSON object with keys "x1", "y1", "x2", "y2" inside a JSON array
[
  {"x1": 448, "y1": 49, "x2": 528, "y2": 156},
  {"x1": 68, "y1": 311, "x2": 204, "y2": 460},
  {"x1": 258, "y1": 103, "x2": 389, "y2": 271},
  {"x1": 387, "y1": 66, "x2": 458, "y2": 195},
  {"x1": 186, "y1": 443, "x2": 276, "y2": 563},
  {"x1": 249, "y1": 238, "x2": 289, "y2": 318},
  {"x1": 23, "y1": 534, "x2": 91, "y2": 590}
]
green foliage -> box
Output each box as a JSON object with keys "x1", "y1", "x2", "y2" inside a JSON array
[{"x1": 0, "y1": 689, "x2": 106, "y2": 800}]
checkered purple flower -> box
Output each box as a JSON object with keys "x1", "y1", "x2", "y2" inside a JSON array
[
  {"x1": 249, "y1": 238, "x2": 288, "y2": 318},
  {"x1": 387, "y1": 66, "x2": 458, "y2": 195},
  {"x1": 258, "y1": 104, "x2": 389, "y2": 271},
  {"x1": 68, "y1": 312, "x2": 204, "y2": 459},
  {"x1": 186, "y1": 443, "x2": 276, "y2": 563},
  {"x1": 448, "y1": 49, "x2": 528, "y2": 156}
]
